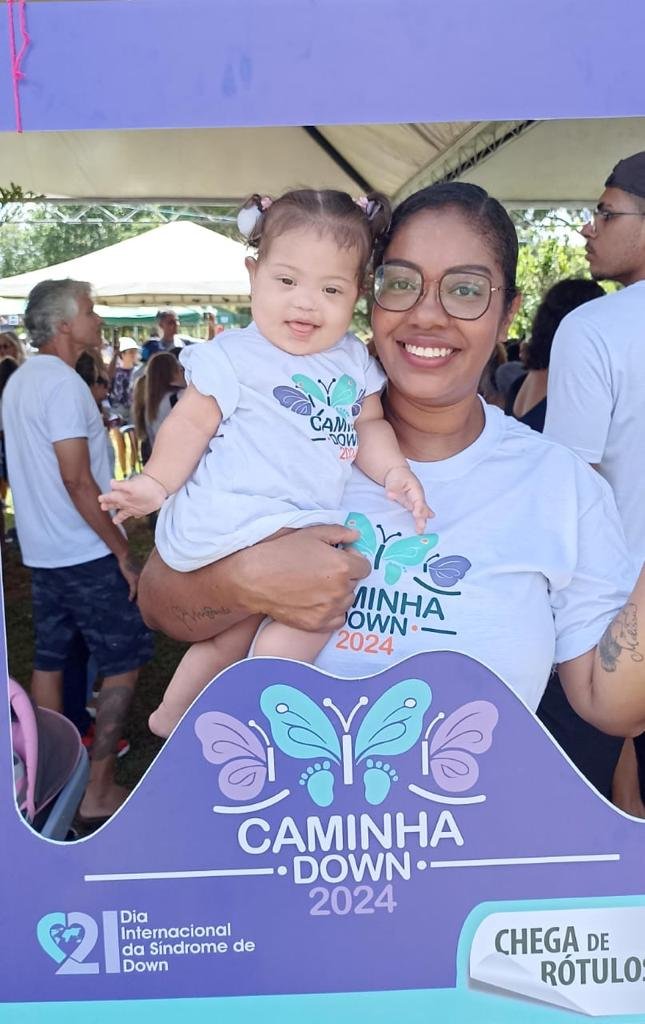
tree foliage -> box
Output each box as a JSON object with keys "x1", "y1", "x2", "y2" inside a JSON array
[
  {"x1": 0, "y1": 205, "x2": 162, "y2": 278},
  {"x1": 510, "y1": 209, "x2": 591, "y2": 338}
]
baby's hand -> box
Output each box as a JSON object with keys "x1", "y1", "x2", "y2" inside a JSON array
[
  {"x1": 384, "y1": 465, "x2": 434, "y2": 533},
  {"x1": 98, "y1": 473, "x2": 168, "y2": 525}
]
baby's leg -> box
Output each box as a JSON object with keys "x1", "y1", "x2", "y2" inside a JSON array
[
  {"x1": 149, "y1": 615, "x2": 262, "y2": 738},
  {"x1": 253, "y1": 621, "x2": 331, "y2": 664}
]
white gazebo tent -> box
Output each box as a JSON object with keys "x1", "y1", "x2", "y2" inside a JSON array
[{"x1": 0, "y1": 221, "x2": 250, "y2": 305}]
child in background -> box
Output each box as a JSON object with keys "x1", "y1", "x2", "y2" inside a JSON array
[{"x1": 100, "y1": 189, "x2": 432, "y2": 736}]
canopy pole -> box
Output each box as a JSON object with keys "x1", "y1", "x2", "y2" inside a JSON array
[{"x1": 303, "y1": 127, "x2": 374, "y2": 193}]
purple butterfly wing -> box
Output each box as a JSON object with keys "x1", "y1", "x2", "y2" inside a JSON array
[
  {"x1": 351, "y1": 388, "x2": 366, "y2": 417},
  {"x1": 430, "y1": 750, "x2": 480, "y2": 792},
  {"x1": 195, "y1": 711, "x2": 265, "y2": 763},
  {"x1": 218, "y1": 758, "x2": 268, "y2": 801},
  {"x1": 425, "y1": 555, "x2": 471, "y2": 587},
  {"x1": 429, "y1": 701, "x2": 498, "y2": 793},
  {"x1": 273, "y1": 386, "x2": 312, "y2": 416},
  {"x1": 195, "y1": 712, "x2": 267, "y2": 800}
]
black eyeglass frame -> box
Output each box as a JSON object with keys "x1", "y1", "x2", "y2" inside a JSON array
[
  {"x1": 373, "y1": 259, "x2": 509, "y2": 321},
  {"x1": 584, "y1": 208, "x2": 645, "y2": 228}
]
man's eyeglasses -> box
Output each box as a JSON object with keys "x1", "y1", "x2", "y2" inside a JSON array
[
  {"x1": 582, "y1": 207, "x2": 645, "y2": 229},
  {"x1": 373, "y1": 261, "x2": 507, "y2": 320}
]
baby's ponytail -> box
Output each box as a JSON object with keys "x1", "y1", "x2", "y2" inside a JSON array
[
  {"x1": 356, "y1": 192, "x2": 392, "y2": 248},
  {"x1": 237, "y1": 194, "x2": 273, "y2": 249}
]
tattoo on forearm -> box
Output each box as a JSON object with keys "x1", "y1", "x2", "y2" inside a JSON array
[
  {"x1": 171, "y1": 605, "x2": 231, "y2": 632},
  {"x1": 598, "y1": 603, "x2": 644, "y2": 673},
  {"x1": 92, "y1": 685, "x2": 133, "y2": 760}
]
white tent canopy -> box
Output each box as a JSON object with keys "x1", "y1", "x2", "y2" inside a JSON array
[
  {"x1": 0, "y1": 222, "x2": 251, "y2": 304},
  {"x1": 1, "y1": 118, "x2": 645, "y2": 206}
]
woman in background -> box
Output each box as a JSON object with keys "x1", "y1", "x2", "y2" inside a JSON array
[{"x1": 509, "y1": 278, "x2": 604, "y2": 432}]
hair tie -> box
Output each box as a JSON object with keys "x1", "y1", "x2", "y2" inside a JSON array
[
  {"x1": 355, "y1": 195, "x2": 381, "y2": 221},
  {"x1": 237, "y1": 196, "x2": 273, "y2": 239}
]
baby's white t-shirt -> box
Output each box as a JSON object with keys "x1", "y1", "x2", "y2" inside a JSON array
[
  {"x1": 155, "y1": 324, "x2": 386, "y2": 571},
  {"x1": 316, "y1": 403, "x2": 633, "y2": 711}
]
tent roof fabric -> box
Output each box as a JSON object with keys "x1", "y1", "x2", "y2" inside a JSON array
[
  {"x1": 0, "y1": 222, "x2": 251, "y2": 304},
  {"x1": 1, "y1": 118, "x2": 645, "y2": 208}
]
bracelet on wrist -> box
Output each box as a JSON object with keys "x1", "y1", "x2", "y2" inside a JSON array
[{"x1": 142, "y1": 471, "x2": 169, "y2": 499}]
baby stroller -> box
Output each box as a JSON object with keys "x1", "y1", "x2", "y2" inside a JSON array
[{"x1": 10, "y1": 678, "x2": 89, "y2": 840}]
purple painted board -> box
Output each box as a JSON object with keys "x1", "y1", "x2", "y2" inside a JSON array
[
  {"x1": 1, "y1": 650, "x2": 644, "y2": 1007},
  {"x1": 1, "y1": 0, "x2": 645, "y2": 133}
]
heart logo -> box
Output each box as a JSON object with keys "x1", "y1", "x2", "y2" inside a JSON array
[
  {"x1": 37, "y1": 912, "x2": 83, "y2": 964},
  {"x1": 51, "y1": 921, "x2": 85, "y2": 957}
]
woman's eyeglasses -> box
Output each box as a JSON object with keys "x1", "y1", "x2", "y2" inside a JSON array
[{"x1": 373, "y1": 261, "x2": 506, "y2": 320}]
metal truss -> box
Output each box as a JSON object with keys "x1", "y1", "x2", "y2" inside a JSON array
[
  {"x1": 393, "y1": 120, "x2": 537, "y2": 205},
  {"x1": 0, "y1": 202, "x2": 236, "y2": 226}
]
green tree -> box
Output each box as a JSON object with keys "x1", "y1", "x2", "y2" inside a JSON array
[
  {"x1": 510, "y1": 209, "x2": 592, "y2": 337},
  {"x1": 0, "y1": 205, "x2": 164, "y2": 278}
]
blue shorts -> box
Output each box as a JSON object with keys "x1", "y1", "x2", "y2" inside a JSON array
[{"x1": 31, "y1": 554, "x2": 154, "y2": 677}]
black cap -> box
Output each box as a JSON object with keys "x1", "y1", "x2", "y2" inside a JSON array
[{"x1": 605, "y1": 151, "x2": 645, "y2": 200}]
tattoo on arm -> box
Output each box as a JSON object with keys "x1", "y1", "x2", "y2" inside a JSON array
[
  {"x1": 92, "y1": 685, "x2": 133, "y2": 760},
  {"x1": 598, "y1": 603, "x2": 644, "y2": 673},
  {"x1": 171, "y1": 604, "x2": 231, "y2": 632}
]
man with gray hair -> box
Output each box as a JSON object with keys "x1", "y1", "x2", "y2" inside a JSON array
[
  {"x1": 4, "y1": 279, "x2": 153, "y2": 824},
  {"x1": 140, "y1": 308, "x2": 182, "y2": 364}
]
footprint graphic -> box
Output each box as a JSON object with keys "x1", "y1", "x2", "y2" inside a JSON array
[
  {"x1": 300, "y1": 761, "x2": 335, "y2": 807},
  {"x1": 363, "y1": 759, "x2": 398, "y2": 805}
]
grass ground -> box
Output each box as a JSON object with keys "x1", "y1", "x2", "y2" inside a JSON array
[{"x1": 2, "y1": 516, "x2": 188, "y2": 789}]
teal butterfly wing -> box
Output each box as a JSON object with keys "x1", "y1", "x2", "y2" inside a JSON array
[
  {"x1": 383, "y1": 533, "x2": 439, "y2": 585},
  {"x1": 344, "y1": 512, "x2": 378, "y2": 560},
  {"x1": 330, "y1": 374, "x2": 358, "y2": 412},
  {"x1": 291, "y1": 374, "x2": 326, "y2": 406},
  {"x1": 260, "y1": 684, "x2": 341, "y2": 763},
  {"x1": 354, "y1": 678, "x2": 432, "y2": 762}
]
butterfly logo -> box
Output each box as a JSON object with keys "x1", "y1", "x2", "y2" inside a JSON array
[
  {"x1": 422, "y1": 554, "x2": 472, "y2": 588},
  {"x1": 345, "y1": 512, "x2": 439, "y2": 586},
  {"x1": 260, "y1": 679, "x2": 432, "y2": 808},
  {"x1": 273, "y1": 374, "x2": 365, "y2": 419},
  {"x1": 419, "y1": 700, "x2": 498, "y2": 794},
  {"x1": 195, "y1": 712, "x2": 277, "y2": 802}
]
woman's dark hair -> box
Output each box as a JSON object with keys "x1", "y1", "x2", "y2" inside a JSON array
[
  {"x1": 525, "y1": 278, "x2": 605, "y2": 370},
  {"x1": 0, "y1": 356, "x2": 19, "y2": 396},
  {"x1": 239, "y1": 189, "x2": 391, "y2": 282},
  {"x1": 374, "y1": 182, "x2": 519, "y2": 311}
]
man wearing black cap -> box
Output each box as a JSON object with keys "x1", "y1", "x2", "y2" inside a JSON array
[{"x1": 545, "y1": 151, "x2": 645, "y2": 815}]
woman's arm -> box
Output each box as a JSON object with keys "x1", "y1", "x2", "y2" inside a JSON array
[
  {"x1": 559, "y1": 567, "x2": 645, "y2": 736},
  {"x1": 138, "y1": 524, "x2": 370, "y2": 642}
]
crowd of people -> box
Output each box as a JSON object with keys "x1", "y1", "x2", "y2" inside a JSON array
[{"x1": 5, "y1": 148, "x2": 645, "y2": 832}]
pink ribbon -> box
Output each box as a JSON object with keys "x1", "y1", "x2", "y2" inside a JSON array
[{"x1": 6, "y1": 0, "x2": 31, "y2": 133}]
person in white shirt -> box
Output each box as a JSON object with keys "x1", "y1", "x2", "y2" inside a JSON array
[
  {"x1": 139, "y1": 182, "x2": 645, "y2": 793},
  {"x1": 544, "y1": 152, "x2": 645, "y2": 815},
  {"x1": 3, "y1": 279, "x2": 153, "y2": 823}
]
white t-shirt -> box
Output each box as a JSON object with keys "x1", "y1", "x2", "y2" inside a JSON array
[
  {"x1": 316, "y1": 404, "x2": 633, "y2": 712},
  {"x1": 155, "y1": 324, "x2": 386, "y2": 571},
  {"x1": 544, "y1": 282, "x2": 645, "y2": 573},
  {"x1": 3, "y1": 355, "x2": 112, "y2": 568}
]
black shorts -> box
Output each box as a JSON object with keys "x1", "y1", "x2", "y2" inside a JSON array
[{"x1": 31, "y1": 554, "x2": 154, "y2": 677}]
